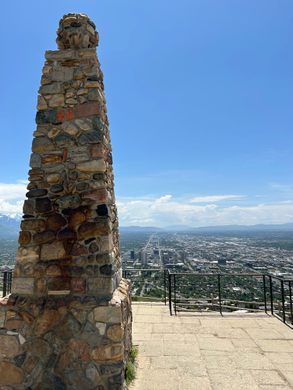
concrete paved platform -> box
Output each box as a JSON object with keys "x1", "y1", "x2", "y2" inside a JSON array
[{"x1": 130, "y1": 302, "x2": 293, "y2": 390}]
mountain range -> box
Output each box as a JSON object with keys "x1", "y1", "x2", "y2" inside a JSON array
[
  {"x1": 0, "y1": 215, "x2": 20, "y2": 238},
  {"x1": 120, "y1": 223, "x2": 293, "y2": 233},
  {"x1": 0, "y1": 214, "x2": 292, "y2": 238}
]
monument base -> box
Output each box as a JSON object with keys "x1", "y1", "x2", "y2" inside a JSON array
[{"x1": 0, "y1": 279, "x2": 132, "y2": 389}]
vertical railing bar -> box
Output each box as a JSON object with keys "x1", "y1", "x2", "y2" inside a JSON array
[
  {"x1": 174, "y1": 274, "x2": 177, "y2": 316},
  {"x1": 164, "y1": 269, "x2": 167, "y2": 305},
  {"x1": 168, "y1": 272, "x2": 172, "y2": 316},
  {"x1": 218, "y1": 274, "x2": 222, "y2": 316},
  {"x1": 289, "y1": 281, "x2": 293, "y2": 325},
  {"x1": 3, "y1": 272, "x2": 7, "y2": 297},
  {"x1": 269, "y1": 275, "x2": 274, "y2": 315},
  {"x1": 281, "y1": 280, "x2": 286, "y2": 323},
  {"x1": 8, "y1": 272, "x2": 11, "y2": 294},
  {"x1": 263, "y1": 275, "x2": 267, "y2": 314}
]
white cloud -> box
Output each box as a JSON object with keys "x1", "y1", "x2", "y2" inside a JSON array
[
  {"x1": 0, "y1": 200, "x2": 23, "y2": 218},
  {"x1": 0, "y1": 181, "x2": 27, "y2": 218},
  {"x1": 0, "y1": 180, "x2": 292, "y2": 228},
  {"x1": 117, "y1": 195, "x2": 293, "y2": 227},
  {"x1": 0, "y1": 182, "x2": 27, "y2": 200},
  {"x1": 190, "y1": 195, "x2": 246, "y2": 203}
]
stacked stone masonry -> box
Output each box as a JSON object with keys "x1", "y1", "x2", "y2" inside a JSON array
[{"x1": 0, "y1": 13, "x2": 132, "y2": 389}]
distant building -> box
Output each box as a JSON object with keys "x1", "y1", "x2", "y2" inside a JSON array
[
  {"x1": 179, "y1": 251, "x2": 186, "y2": 261},
  {"x1": 130, "y1": 250, "x2": 135, "y2": 260},
  {"x1": 141, "y1": 250, "x2": 148, "y2": 266},
  {"x1": 218, "y1": 258, "x2": 227, "y2": 265}
]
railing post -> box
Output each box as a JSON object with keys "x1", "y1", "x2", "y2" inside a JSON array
[
  {"x1": 263, "y1": 275, "x2": 267, "y2": 313},
  {"x1": 281, "y1": 280, "x2": 286, "y2": 323},
  {"x1": 289, "y1": 281, "x2": 293, "y2": 325},
  {"x1": 168, "y1": 272, "x2": 172, "y2": 316},
  {"x1": 174, "y1": 274, "x2": 177, "y2": 316},
  {"x1": 269, "y1": 275, "x2": 274, "y2": 315},
  {"x1": 217, "y1": 274, "x2": 222, "y2": 316},
  {"x1": 3, "y1": 272, "x2": 7, "y2": 297},
  {"x1": 164, "y1": 269, "x2": 167, "y2": 305},
  {"x1": 9, "y1": 271, "x2": 12, "y2": 293}
]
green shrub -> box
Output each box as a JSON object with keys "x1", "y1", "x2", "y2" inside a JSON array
[
  {"x1": 125, "y1": 345, "x2": 138, "y2": 386},
  {"x1": 129, "y1": 345, "x2": 138, "y2": 362}
]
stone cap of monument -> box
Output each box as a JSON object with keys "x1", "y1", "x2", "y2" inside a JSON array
[{"x1": 56, "y1": 13, "x2": 99, "y2": 50}]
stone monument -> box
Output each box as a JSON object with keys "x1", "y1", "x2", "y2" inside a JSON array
[{"x1": 0, "y1": 13, "x2": 132, "y2": 389}]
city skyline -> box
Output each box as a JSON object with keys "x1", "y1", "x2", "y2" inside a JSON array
[{"x1": 0, "y1": 1, "x2": 292, "y2": 227}]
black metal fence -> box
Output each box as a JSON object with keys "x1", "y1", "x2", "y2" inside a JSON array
[
  {"x1": 1, "y1": 271, "x2": 13, "y2": 297},
  {"x1": 121, "y1": 268, "x2": 292, "y2": 328},
  {"x1": 264, "y1": 274, "x2": 293, "y2": 326},
  {"x1": 166, "y1": 270, "x2": 293, "y2": 328}
]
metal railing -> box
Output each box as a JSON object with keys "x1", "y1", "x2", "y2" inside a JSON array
[
  {"x1": 166, "y1": 270, "x2": 293, "y2": 328},
  {"x1": 264, "y1": 274, "x2": 293, "y2": 326},
  {"x1": 1, "y1": 271, "x2": 13, "y2": 297}
]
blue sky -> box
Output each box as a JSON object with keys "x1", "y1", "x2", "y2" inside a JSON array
[{"x1": 0, "y1": 1, "x2": 292, "y2": 226}]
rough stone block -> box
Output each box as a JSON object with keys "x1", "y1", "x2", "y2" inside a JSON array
[
  {"x1": 91, "y1": 344, "x2": 123, "y2": 362},
  {"x1": 100, "y1": 236, "x2": 114, "y2": 252},
  {"x1": 70, "y1": 278, "x2": 86, "y2": 293},
  {"x1": 40, "y1": 241, "x2": 66, "y2": 261},
  {"x1": 23, "y1": 199, "x2": 35, "y2": 214},
  {"x1": 0, "y1": 362, "x2": 23, "y2": 384},
  {"x1": 37, "y1": 95, "x2": 48, "y2": 110},
  {"x1": 39, "y1": 82, "x2": 63, "y2": 95},
  {"x1": 0, "y1": 335, "x2": 20, "y2": 358},
  {"x1": 47, "y1": 173, "x2": 61, "y2": 183},
  {"x1": 32, "y1": 136, "x2": 55, "y2": 153},
  {"x1": 77, "y1": 159, "x2": 106, "y2": 173},
  {"x1": 47, "y1": 277, "x2": 70, "y2": 292},
  {"x1": 48, "y1": 94, "x2": 65, "y2": 107},
  {"x1": 41, "y1": 154, "x2": 63, "y2": 164},
  {"x1": 78, "y1": 130, "x2": 102, "y2": 144},
  {"x1": 91, "y1": 144, "x2": 107, "y2": 158},
  {"x1": 78, "y1": 221, "x2": 110, "y2": 239},
  {"x1": 33, "y1": 230, "x2": 55, "y2": 244},
  {"x1": 18, "y1": 231, "x2": 31, "y2": 245},
  {"x1": 33, "y1": 309, "x2": 61, "y2": 336},
  {"x1": 16, "y1": 246, "x2": 40, "y2": 263},
  {"x1": 0, "y1": 309, "x2": 5, "y2": 327},
  {"x1": 107, "y1": 324, "x2": 123, "y2": 342},
  {"x1": 62, "y1": 121, "x2": 79, "y2": 136},
  {"x1": 81, "y1": 189, "x2": 109, "y2": 203},
  {"x1": 45, "y1": 49, "x2": 76, "y2": 60},
  {"x1": 30, "y1": 153, "x2": 42, "y2": 168},
  {"x1": 21, "y1": 219, "x2": 46, "y2": 232},
  {"x1": 51, "y1": 67, "x2": 74, "y2": 81},
  {"x1": 56, "y1": 102, "x2": 101, "y2": 123},
  {"x1": 12, "y1": 277, "x2": 35, "y2": 295},
  {"x1": 47, "y1": 213, "x2": 67, "y2": 231},
  {"x1": 75, "y1": 118, "x2": 92, "y2": 131},
  {"x1": 87, "y1": 277, "x2": 115, "y2": 295},
  {"x1": 35, "y1": 109, "x2": 57, "y2": 125},
  {"x1": 35, "y1": 197, "x2": 52, "y2": 213},
  {"x1": 93, "y1": 305, "x2": 122, "y2": 324},
  {"x1": 56, "y1": 194, "x2": 81, "y2": 209}
]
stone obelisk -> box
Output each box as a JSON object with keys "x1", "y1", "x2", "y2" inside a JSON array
[{"x1": 0, "y1": 13, "x2": 132, "y2": 389}]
